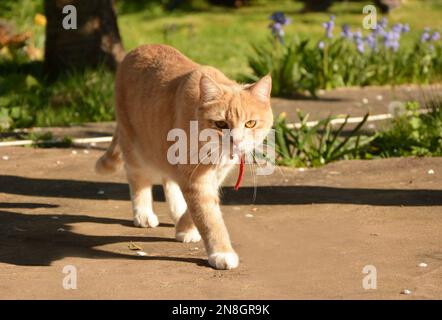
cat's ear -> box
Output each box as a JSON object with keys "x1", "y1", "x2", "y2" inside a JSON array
[
  {"x1": 200, "y1": 74, "x2": 223, "y2": 103},
  {"x1": 249, "y1": 75, "x2": 272, "y2": 103}
]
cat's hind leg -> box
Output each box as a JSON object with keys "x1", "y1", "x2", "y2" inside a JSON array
[
  {"x1": 163, "y1": 178, "x2": 201, "y2": 243},
  {"x1": 127, "y1": 171, "x2": 159, "y2": 228},
  {"x1": 175, "y1": 211, "x2": 201, "y2": 243},
  {"x1": 163, "y1": 178, "x2": 187, "y2": 224}
]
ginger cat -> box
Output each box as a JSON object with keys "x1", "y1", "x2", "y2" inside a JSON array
[{"x1": 96, "y1": 44, "x2": 273, "y2": 269}]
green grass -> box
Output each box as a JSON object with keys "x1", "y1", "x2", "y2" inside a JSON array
[
  {"x1": 117, "y1": 0, "x2": 442, "y2": 78},
  {"x1": 2, "y1": 0, "x2": 442, "y2": 78},
  {"x1": 366, "y1": 99, "x2": 442, "y2": 157},
  {"x1": 0, "y1": 63, "x2": 114, "y2": 130},
  {"x1": 273, "y1": 97, "x2": 442, "y2": 168},
  {"x1": 1, "y1": 0, "x2": 442, "y2": 131}
]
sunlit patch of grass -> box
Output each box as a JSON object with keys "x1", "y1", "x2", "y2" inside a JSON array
[
  {"x1": 1, "y1": 0, "x2": 442, "y2": 131},
  {"x1": 0, "y1": 63, "x2": 114, "y2": 131},
  {"x1": 118, "y1": 0, "x2": 442, "y2": 78}
]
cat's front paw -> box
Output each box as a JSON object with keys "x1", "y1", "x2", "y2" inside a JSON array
[
  {"x1": 208, "y1": 252, "x2": 239, "y2": 270},
  {"x1": 176, "y1": 228, "x2": 201, "y2": 243},
  {"x1": 133, "y1": 211, "x2": 159, "y2": 228}
]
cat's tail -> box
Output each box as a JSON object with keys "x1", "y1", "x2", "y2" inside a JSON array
[{"x1": 95, "y1": 130, "x2": 123, "y2": 175}]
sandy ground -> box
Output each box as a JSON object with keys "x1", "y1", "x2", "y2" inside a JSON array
[{"x1": 0, "y1": 146, "x2": 441, "y2": 299}]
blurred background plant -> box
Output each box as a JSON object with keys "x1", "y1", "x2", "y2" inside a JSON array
[{"x1": 247, "y1": 13, "x2": 442, "y2": 97}]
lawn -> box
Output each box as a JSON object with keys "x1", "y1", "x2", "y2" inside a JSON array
[
  {"x1": 117, "y1": 0, "x2": 442, "y2": 77},
  {"x1": 2, "y1": 0, "x2": 442, "y2": 78},
  {"x1": 1, "y1": 0, "x2": 441, "y2": 149}
]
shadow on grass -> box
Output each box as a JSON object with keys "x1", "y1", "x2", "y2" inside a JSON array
[{"x1": 117, "y1": 0, "x2": 218, "y2": 15}]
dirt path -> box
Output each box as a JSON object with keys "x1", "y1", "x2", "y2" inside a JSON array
[{"x1": 0, "y1": 146, "x2": 441, "y2": 299}]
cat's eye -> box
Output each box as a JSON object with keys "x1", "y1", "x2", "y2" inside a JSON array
[
  {"x1": 214, "y1": 121, "x2": 229, "y2": 129},
  {"x1": 245, "y1": 120, "x2": 257, "y2": 128}
]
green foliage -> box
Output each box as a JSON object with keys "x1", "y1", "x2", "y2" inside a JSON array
[
  {"x1": 0, "y1": 63, "x2": 115, "y2": 131},
  {"x1": 367, "y1": 101, "x2": 442, "y2": 157},
  {"x1": 247, "y1": 35, "x2": 442, "y2": 97},
  {"x1": 0, "y1": 0, "x2": 43, "y2": 29},
  {"x1": 274, "y1": 111, "x2": 373, "y2": 167},
  {"x1": 246, "y1": 37, "x2": 316, "y2": 97},
  {"x1": 274, "y1": 99, "x2": 442, "y2": 168},
  {"x1": 25, "y1": 131, "x2": 73, "y2": 148}
]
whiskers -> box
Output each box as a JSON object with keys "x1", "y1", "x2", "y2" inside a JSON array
[
  {"x1": 246, "y1": 151, "x2": 257, "y2": 203},
  {"x1": 189, "y1": 142, "x2": 220, "y2": 182},
  {"x1": 259, "y1": 139, "x2": 286, "y2": 179}
]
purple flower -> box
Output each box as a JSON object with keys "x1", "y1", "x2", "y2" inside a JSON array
[
  {"x1": 322, "y1": 15, "x2": 335, "y2": 38},
  {"x1": 351, "y1": 30, "x2": 365, "y2": 53},
  {"x1": 341, "y1": 24, "x2": 353, "y2": 39},
  {"x1": 392, "y1": 23, "x2": 403, "y2": 34},
  {"x1": 366, "y1": 33, "x2": 377, "y2": 50},
  {"x1": 353, "y1": 30, "x2": 363, "y2": 40},
  {"x1": 421, "y1": 28, "x2": 431, "y2": 42},
  {"x1": 356, "y1": 39, "x2": 365, "y2": 53},
  {"x1": 269, "y1": 11, "x2": 291, "y2": 25},
  {"x1": 373, "y1": 17, "x2": 388, "y2": 37},
  {"x1": 318, "y1": 41, "x2": 325, "y2": 50},
  {"x1": 384, "y1": 31, "x2": 400, "y2": 51},
  {"x1": 269, "y1": 22, "x2": 285, "y2": 43},
  {"x1": 420, "y1": 28, "x2": 440, "y2": 43},
  {"x1": 402, "y1": 23, "x2": 410, "y2": 33},
  {"x1": 269, "y1": 12, "x2": 291, "y2": 43},
  {"x1": 379, "y1": 17, "x2": 388, "y2": 29}
]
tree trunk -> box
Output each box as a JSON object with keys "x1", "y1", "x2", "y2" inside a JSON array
[
  {"x1": 208, "y1": 0, "x2": 249, "y2": 8},
  {"x1": 301, "y1": 0, "x2": 334, "y2": 12},
  {"x1": 374, "y1": 0, "x2": 402, "y2": 14},
  {"x1": 44, "y1": 0, "x2": 125, "y2": 78}
]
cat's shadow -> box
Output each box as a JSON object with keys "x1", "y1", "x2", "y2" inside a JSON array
[
  {"x1": 1, "y1": 174, "x2": 441, "y2": 267},
  {"x1": 1, "y1": 175, "x2": 441, "y2": 206},
  {"x1": 0, "y1": 208, "x2": 207, "y2": 267}
]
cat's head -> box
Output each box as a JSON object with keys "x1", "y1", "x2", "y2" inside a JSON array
[{"x1": 197, "y1": 74, "x2": 273, "y2": 158}]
